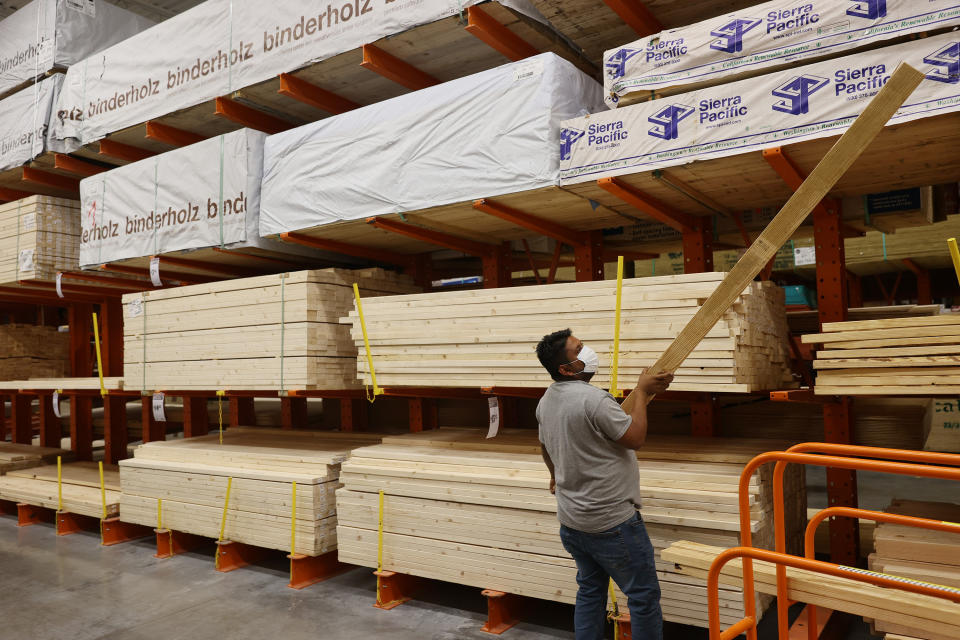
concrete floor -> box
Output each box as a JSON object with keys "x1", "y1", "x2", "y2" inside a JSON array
[{"x1": 0, "y1": 514, "x2": 879, "y2": 640}]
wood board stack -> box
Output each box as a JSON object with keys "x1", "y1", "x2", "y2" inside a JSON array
[
  {"x1": 867, "y1": 500, "x2": 960, "y2": 640},
  {"x1": 342, "y1": 273, "x2": 793, "y2": 393},
  {"x1": 336, "y1": 428, "x2": 804, "y2": 628},
  {"x1": 786, "y1": 304, "x2": 941, "y2": 334},
  {"x1": 122, "y1": 268, "x2": 417, "y2": 391},
  {"x1": 0, "y1": 442, "x2": 72, "y2": 475},
  {"x1": 0, "y1": 196, "x2": 80, "y2": 285},
  {"x1": 0, "y1": 461, "x2": 120, "y2": 518},
  {"x1": 662, "y1": 540, "x2": 960, "y2": 639},
  {"x1": 119, "y1": 428, "x2": 382, "y2": 555},
  {"x1": 803, "y1": 315, "x2": 960, "y2": 394},
  {"x1": 0, "y1": 324, "x2": 69, "y2": 380}
]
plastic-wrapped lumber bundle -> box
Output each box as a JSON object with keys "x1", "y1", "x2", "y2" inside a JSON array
[
  {"x1": 122, "y1": 268, "x2": 418, "y2": 391},
  {"x1": 119, "y1": 428, "x2": 382, "y2": 555},
  {"x1": 336, "y1": 428, "x2": 805, "y2": 628},
  {"x1": 0, "y1": 461, "x2": 120, "y2": 518},
  {"x1": 0, "y1": 324, "x2": 69, "y2": 380},
  {"x1": 0, "y1": 75, "x2": 65, "y2": 173},
  {"x1": 0, "y1": 196, "x2": 79, "y2": 286},
  {"x1": 804, "y1": 315, "x2": 960, "y2": 394},
  {"x1": 342, "y1": 272, "x2": 793, "y2": 393}
]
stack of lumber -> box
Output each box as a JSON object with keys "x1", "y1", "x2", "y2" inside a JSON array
[
  {"x1": 0, "y1": 324, "x2": 69, "y2": 380},
  {"x1": 0, "y1": 196, "x2": 80, "y2": 285},
  {"x1": 336, "y1": 428, "x2": 804, "y2": 628},
  {"x1": 119, "y1": 428, "x2": 382, "y2": 555},
  {"x1": 0, "y1": 442, "x2": 71, "y2": 475},
  {"x1": 122, "y1": 268, "x2": 417, "y2": 391},
  {"x1": 787, "y1": 305, "x2": 941, "y2": 334},
  {"x1": 804, "y1": 315, "x2": 960, "y2": 394},
  {"x1": 662, "y1": 539, "x2": 960, "y2": 639},
  {"x1": 343, "y1": 273, "x2": 793, "y2": 392},
  {"x1": 0, "y1": 461, "x2": 120, "y2": 518},
  {"x1": 868, "y1": 500, "x2": 960, "y2": 640}
]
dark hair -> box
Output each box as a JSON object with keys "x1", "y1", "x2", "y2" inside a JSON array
[{"x1": 536, "y1": 328, "x2": 572, "y2": 382}]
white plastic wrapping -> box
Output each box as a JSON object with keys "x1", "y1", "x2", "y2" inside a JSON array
[
  {"x1": 259, "y1": 53, "x2": 604, "y2": 236},
  {"x1": 78, "y1": 128, "x2": 269, "y2": 267},
  {"x1": 52, "y1": 0, "x2": 546, "y2": 147},
  {"x1": 561, "y1": 32, "x2": 960, "y2": 184},
  {"x1": 0, "y1": 0, "x2": 154, "y2": 98},
  {"x1": 0, "y1": 74, "x2": 65, "y2": 172},
  {"x1": 604, "y1": 0, "x2": 960, "y2": 107}
]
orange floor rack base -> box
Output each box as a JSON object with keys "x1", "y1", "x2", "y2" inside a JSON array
[
  {"x1": 480, "y1": 590, "x2": 521, "y2": 634},
  {"x1": 154, "y1": 528, "x2": 206, "y2": 558},
  {"x1": 56, "y1": 510, "x2": 98, "y2": 536},
  {"x1": 101, "y1": 517, "x2": 152, "y2": 546},
  {"x1": 17, "y1": 503, "x2": 53, "y2": 526},
  {"x1": 287, "y1": 551, "x2": 350, "y2": 590},
  {"x1": 215, "y1": 539, "x2": 267, "y2": 572},
  {"x1": 612, "y1": 612, "x2": 632, "y2": 640},
  {"x1": 374, "y1": 570, "x2": 420, "y2": 610}
]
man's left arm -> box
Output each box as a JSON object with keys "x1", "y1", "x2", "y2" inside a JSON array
[{"x1": 540, "y1": 447, "x2": 556, "y2": 494}]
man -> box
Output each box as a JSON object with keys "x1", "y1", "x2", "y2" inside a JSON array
[{"x1": 535, "y1": 328, "x2": 673, "y2": 640}]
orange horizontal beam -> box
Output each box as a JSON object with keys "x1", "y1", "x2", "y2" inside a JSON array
[
  {"x1": 596, "y1": 176, "x2": 698, "y2": 233},
  {"x1": 214, "y1": 97, "x2": 293, "y2": 135},
  {"x1": 145, "y1": 121, "x2": 205, "y2": 147},
  {"x1": 53, "y1": 154, "x2": 108, "y2": 177},
  {"x1": 211, "y1": 247, "x2": 305, "y2": 269},
  {"x1": 98, "y1": 139, "x2": 155, "y2": 163},
  {"x1": 280, "y1": 231, "x2": 412, "y2": 267},
  {"x1": 277, "y1": 73, "x2": 360, "y2": 115},
  {"x1": 602, "y1": 0, "x2": 662, "y2": 36},
  {"x1": 0, "y1": 187, "x2": 32, "y2": 202},
  {"x1": 0, "y1": 288, "x2": 98, "y2": 305},
  {"x1": 156, "y1": 254, "x2": 260, "y2": 278},
  {"x1": 473, "y1": 198, "x2": 584, "y2": 247},
  {"x1": 20, "y1": 280, "x2": 125, "y2": 297},
  {"x1": 21, "y1": 167, "x2": 80, "y2": 193},
  {"x1": 367, "y1": 216, "x2": 494, "y2": 257},
  {"x1": 465, "y1": 6, "x2": 539, "y2": 61},
  {"x1": 762, "y1": 147, "x2": 839, "y2": 217},
  {"x1": 361, "y1": 44, "x2": 439, "y2": 91},
  {"x1": 98, "y1": 264, "x2": 215, "y2": 286},
  {"x1": 60, "y1": 272, "x2": 151, "y2": 290}
]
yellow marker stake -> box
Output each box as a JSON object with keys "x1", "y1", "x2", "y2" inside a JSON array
[
  {"x1": 949, "y1": 238, "x2": 960, "y2": 287},
  {"x1": 215, "y1": 477, "x2": 233, "y2": 570},
  {"x1": 56, "y1": 455, "x2": 63, "y2": 512},
  {"x1": 376, "y1": 489, "x2": 385, "y2": 606},
  {"x1": 157, "y1": 498, "x2": 162, "y2": 530},
  {"x1": 216, "y1": 390, "x2": 226, "y2": 444},
  {"x1": 353, "y1": 283, "x2": 382, "y2": 402},
  {"x1": 91, "y1": 312, "x2": 106, "y2": 397},
  {"x1": 610, "y1": 256, "x2": 625, "y2": 398},
  {"x1": 290, "y1": 481, "x2": 297, "y2": 557},
  {"x1": 608, "y1": 578, "x2": 619, "y2": 639}
]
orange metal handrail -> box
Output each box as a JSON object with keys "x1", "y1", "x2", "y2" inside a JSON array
[
  {"x1": 706, "y1": 546, "x2": 960, "y2": 640},
  {"x1": 731, "y1": 446, "x2": 960, "y2": 640}
]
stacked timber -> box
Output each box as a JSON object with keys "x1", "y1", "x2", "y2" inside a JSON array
[
  {"x1": 0, "y1": 462, "x2": 120, "y2": 518},
  {"x1": 0, "y1": 324, "x2": 69, "y2": 380},
  {"x1": 336, "y1": 428, "x2": 805, "y2": 628},
  {"x1": 119, "y1": 428, "x2": 381, "y2": 555},
  {"x1": 0, "y1": 196, "x2": 79, "y2": 285},
  {"x1": 804, "y1": 315, "x2": 960, "y2": 394},
  {"x1": 662, "y1": 540, "x2": 960, "y2": 639},
  {"x1": 0, "y1": 442, "x2": 71, "y2": 475},
  {"x1": 868, "y1": 500, "x2": 960, "y2": 640},
  {"x1": 343, "y1": 273, "x2": 793, "y2": 393},
  {"x1": 122, "y1": 268, "x2": 417, "y2": 391}
]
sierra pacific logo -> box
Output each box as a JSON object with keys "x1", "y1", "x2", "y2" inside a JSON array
[
  {"x1": 846, "y1": 0, "x2": 886, "y2": 20},
  {"x1": 772, "y1": 74, "x2": 829, "y2": 115},
  {"x1": 648, "y1": 104, "x2": 695, "y2": 140},
  {"x1": 559, "y1": 127, "x2": 585, "y2": 160},
  {"x1": 924, "y1": 42, "x2": 960, "y2": 84},
  {"x1": 606, "y1": 48, "x2": 642, "y2": 80},
  {"x1": 709, "y1": 17, "x2": 762, "y2": 53}
]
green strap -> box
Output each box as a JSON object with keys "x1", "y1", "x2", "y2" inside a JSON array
[
  {"x1": 15, "y1": 200, "x2": 22, "y2": 277},
  {"x1": 142, "y1": 297, "x2": 147, "y2": 393},
  {"x1": 280, "y1": 274, "x2": 286, "y2": 392},
  {"x1": 882, "y1": 233, "x2": 887, "y2": 261},
  {"x1": 218, "y1": 135, "x2": 225, "y2": 248},
  {"x1": 153, "y1": 158, "x2": 159, "y2": 255}
]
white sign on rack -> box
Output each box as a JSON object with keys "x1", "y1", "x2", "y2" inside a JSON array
[
  {"x1": 152, "y1": 392, "x2": 166, "y2": 423},
  {"x1": 793, "y1": 246, "x2": 816, "y2": 267},
  {"x1": 56, "y1": 272, "x2": 64, "y2": 298},
  {"x1": 52, "y1": 391, "x2": 61, "y2": 418},
  {"x1": 149, "y1": 256, "x2": 162, "y2": 287},
  {"x1": 486, "y1": 397, "x2": 501, "y2": 439}
]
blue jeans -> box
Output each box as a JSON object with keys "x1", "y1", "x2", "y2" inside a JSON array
[{"x1": 559, "y1": 512, "x2": 662, "y2": 640}]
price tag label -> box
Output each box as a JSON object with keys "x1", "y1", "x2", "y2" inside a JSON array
[
  {"x1": 149, "y1": 256, "x2": 162, "y2": 287},
  {"x1": 793, "y1": 246, "x2": 816, "y2": 266},
  {"x1": 56, "y1": 272, "x2": 64, "y2": 298},
  {"x1": 21, "y1": 213, "x2": 36, "y2": 231},
  {"x1": 65, "y1": 0, "x2": 96, "y2": 17},
  {"x1": 152, "y1": 392, "x2": 166, "y2": 423},
  {"x1": 52, "y1": 391, "x2": 61, "y2": 419},
  {"x1": 127, "y1": 296, "x2": 143, "y2": 318},
  {"x1": 486, "y1": 397, "x2": 501, "y2": 439},
  {"x1": 513, "y1": 59, "x2": 543, "y2": 82},
  {"x1": 18, "y1": 249, "x2": 34, "y2": 272}
]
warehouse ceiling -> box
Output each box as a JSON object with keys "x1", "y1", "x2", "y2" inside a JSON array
[{"x1": 0, "y1": 0, "x2": 204, "y2": 22}]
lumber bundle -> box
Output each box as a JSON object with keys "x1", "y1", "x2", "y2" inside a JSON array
[
  {"x1": 342, "y1": 273, "x2": 793, "y2": 392},
  {"x1": 0, "y1": 461, "x2": 120, "y2": 518},
  {"x1": 923, "y1": 399, "x2": 960, "y2": 453},
  {"x1": 867, "y1": 500, "x2": 960, "y2": 640},
  {"x1": 787, "y1": 305, "x2": 941, "y2": 335},
  {"x1": 336, "y1": 428, "x2": 804, "y2": 628},
  {"x1": 0, "y1": 442, "x2": 72, "y2": 475},
  {"x1": 119, "y1": 428, "x2": 381, "y2": 555},
  {"x1": 122, "y1": 268, "x2": 417, "y2": 391},
  {"x1": 804, "y1": 315, "x2": 960, "y2": 394},
  {"x1": 0, "y1": 196, "x2": 80, "y2": 285},
  {"x1": 662, "y1": 540, "x2": 960, "y2": 640},
  {"x1": 0, "y1": 324, "x2": 69, "y2": 380}
]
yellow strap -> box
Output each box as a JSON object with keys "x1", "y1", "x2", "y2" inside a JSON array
[
  {"x1": 216, "y1": 390, "x2": 225, "y2": 444},
  {"x1": 376, "y1": 489, "x2": 385, "y2": 606},
  {"x1": 949, "y1": 238, "x2": 960, "y2": 286},
  {"x1": 91, "y1": 312, "x2": 107, "y2": 397},
  {"x1": 215, "y1": 477, "x2": 233, "y2": 569},
  {"x1": 290, "y1": 481, "x2": 297, "y2": 556},
  {"x1": 157, "y1": 498, "x2": 163, "y2": 530},
  {"x1": 98, "y1": 461, "x2": 107, "y2": 520},
  {"x1": 56, "y1": 455, "x2": 62, "y2": 512},
  {"x1": 608, "y1": 578, "x2": 620, "y2": 639},
  {"x1": 353, "y1": 283, "x2": 382, "y2": 402},
  {"x1": 610, "y1": 255, "x2": 625, "y2": 398}
]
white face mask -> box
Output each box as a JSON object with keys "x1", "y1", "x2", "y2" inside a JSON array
[{"x1": 576, "y1": 345, "x2": 599, "y2": 374}]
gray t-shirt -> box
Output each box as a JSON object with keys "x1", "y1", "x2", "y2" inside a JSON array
[{"x1": 537, "y1": 379, "x2": 641, "y2": 533}]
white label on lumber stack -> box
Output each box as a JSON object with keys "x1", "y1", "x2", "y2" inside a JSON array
[
  {"x1": 561, "y1": 32, "x2": 960, "y2": 184},
  {"x1": 487, "y1": 397, "x2": 501, "y2": 439},
  {"x1": 149, "y1": 256, "x2": 161, "y2": 287},
  {"x1": 21, "y1": 213, "x2": 36, "y2": 231},
  {"x1": 18, "y1": 249, "x2": 34, "y2": 272},
  {"x1": 127, "y1": 296, "x2": 143, "y2": 318},
  {"x1": 52, "y1": 390, "x2": 61, "y2": 418},
  {"x1": 793, "y1": 246, "x2": 816, "y2": 267},
  {"x1": 152, "y1": 392, "x2": 166, "y2": 423},
  {"x1": 603, "y1": 0, "x2": 960, "y2": 104},
  {"x1": 64, "y1": 0, "x2": 95, "y2": 17}
]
